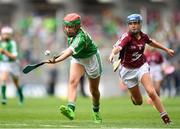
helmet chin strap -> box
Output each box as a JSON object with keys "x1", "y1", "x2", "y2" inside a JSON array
[
  {"x1": 130, "y1": 30, "x2": 139, "y2": 35},
  {"x1": 129, "y1": 27, "x2": 141, "y2": 35}
]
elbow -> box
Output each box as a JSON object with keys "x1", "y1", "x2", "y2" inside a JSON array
[{"x1": 11, "y1": 55, "x2": 17, "y2": 60}]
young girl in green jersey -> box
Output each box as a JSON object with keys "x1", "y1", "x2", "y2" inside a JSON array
[
  {"x1": 47, "y1": 13, "x2": 102, "y2": 123},
  {"x1": 0, "y1": 26, "x2": 24, "y2": 105}
]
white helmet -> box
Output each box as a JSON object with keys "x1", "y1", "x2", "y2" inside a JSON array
[{"x1": 1, "y1": 26, "x2": 13, "y2": 34}]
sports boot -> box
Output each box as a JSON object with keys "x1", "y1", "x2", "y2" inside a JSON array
[
  {"x1": 59, "y1": 105, "x2": 75, "y2": 120},
  {"x1": 1, "y1": 99, "x2": 7, "y2": 105},
  {"x1": 92, "y1": 111, "x2": 102, "y2": 124},
  {"x1": 161, "y1": 114, "x2": 172, "y2": 125}
]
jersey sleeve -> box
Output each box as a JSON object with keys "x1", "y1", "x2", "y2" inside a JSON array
[
  {"x1": 145, "y1": 35, "x2": 152, "y2": 44},
  {"x1": 116, "y1": 33, "x2": 130, "y2": 48},
  {"x1": 69, "y1": 35, "x2": 85, "y2": 55}
]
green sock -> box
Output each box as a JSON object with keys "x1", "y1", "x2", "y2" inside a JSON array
[
  {"x1": 67, "y1": 102, "x2": 75, "y2": 111},
  {"x1": 17, "y1": 87, "x2": 23, "y2": 102},
  {"x1": 93, "y1": 103, "x2": 100, "y2": 112},
  {"x1": 1, "y1": 85, "x2": 6, "y2": 100}
]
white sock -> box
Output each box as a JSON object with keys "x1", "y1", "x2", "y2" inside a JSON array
[{"x1": 160, "y1": 111, "x2": 167, "y2": 117}]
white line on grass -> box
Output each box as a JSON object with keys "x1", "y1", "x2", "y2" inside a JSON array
[
  {"x1": 0, "y1": 123, "x2": 28, "y2": 126},
  {"x1": 122, "y1": 128, "x2": 177, "y2": 129}
]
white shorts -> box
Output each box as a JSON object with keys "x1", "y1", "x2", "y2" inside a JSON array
[
  {"x1": 150, "y1": 64, "x2": 163, "y2": 81},
  {"x1": 71, "y1": 52, "x2": 102, "y2": 79},
  {"x1": 0, "y1": 62, "x2": 20, "y2": 76},
  {"x1": 119, "y1": 63, "x2": 150, "y2": 88}
]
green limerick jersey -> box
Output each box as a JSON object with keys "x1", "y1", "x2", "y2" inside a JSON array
[
  {"x1": 68, "y1": 28, "x2": 97, "y2": 58},
  {"x1": 0, "y1": 39, "x2": 18, "y2": 62}
]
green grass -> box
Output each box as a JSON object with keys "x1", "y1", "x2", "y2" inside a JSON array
[{"x1": 0, "y1": 96, "x2": 180, "y2": 128}]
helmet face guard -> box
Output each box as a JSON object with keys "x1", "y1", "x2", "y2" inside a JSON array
[
  {"x1": 63, "y1": 25, "x2": 80, "y2": 37},
  {"x1": 127, "y1": 14, "x2": 142, "y2": 35}
]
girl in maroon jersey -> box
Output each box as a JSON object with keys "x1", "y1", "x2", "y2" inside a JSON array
[
  {"x1": 145, "y1": 47, "x2": 164, "y2": 105},
  {"x1": 109, "y1": 14, "x2": 174, "y2": 125}
]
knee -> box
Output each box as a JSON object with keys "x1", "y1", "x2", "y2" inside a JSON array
[
  {"x1": 90, "y1": 89, "x2": 100, "y2": 97},
  {"x1": 69, "y1": 79, "x2": 79, "y2": 88}
]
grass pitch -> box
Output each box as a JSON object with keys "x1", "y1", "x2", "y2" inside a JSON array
[{"x1": 0, "y1": 96, "x2": 180, "y2": 128}]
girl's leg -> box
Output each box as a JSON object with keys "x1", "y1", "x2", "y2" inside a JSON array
[
  {"x1": 12, "y1": 75, "x2": 24, "y2": 103},
  {"x1": 128, "y1": 85, "x2": 143, "y2": 105},
  {"x1": 68, "y1": 63, "x2": 85, "y2": 103},
  {"x1": 59, "y1": 63, "x2": 85, "y2": 120},
  {"x1": 88, "y1": 76, "x2": 102, "y2": 123},
  {"x1": 1, "y1": 71, "x2": 8, "y2": 105},
  {"x1": 89, "y1": 76, "x2": 101, "y2": 109},
  {"x1": 141, "y1": 73, "x2": 171, "y2": 124}
]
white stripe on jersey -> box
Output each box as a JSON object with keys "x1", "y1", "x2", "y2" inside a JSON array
[{"x1": 113, "y1": 32, "x2": 128, "y2": 47}]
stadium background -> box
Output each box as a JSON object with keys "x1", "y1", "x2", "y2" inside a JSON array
[{"x1": 0, "y1": 0, "x2": 180, "y2": 98}]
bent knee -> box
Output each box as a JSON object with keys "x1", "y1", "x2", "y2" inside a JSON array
[
  {"x1": 90, "y1": 89, "x2": 100, "y2": 96},
  {"x1": 69, "y1": 79, "x2": 79, "y2": 87}
]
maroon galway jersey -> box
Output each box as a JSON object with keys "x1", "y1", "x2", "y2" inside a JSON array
[
  {"x1": 117, "y1": 32, "x2": 152, "y2": 68},
  {"x1": 145, "y1": 50, "x2": 163, "y2": 65}
]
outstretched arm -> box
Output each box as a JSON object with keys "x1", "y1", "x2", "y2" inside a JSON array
[
  {"x1": 48, "y1": 47, "x2": 73, "y2": 64},
  {"x1": 109, "y1": 46, "x2": 122, "y2": 63},
  {"x1": 149, "y1": 39, "x2": 175, "y2": 57}
]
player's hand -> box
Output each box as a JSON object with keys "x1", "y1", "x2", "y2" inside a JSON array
[
  {"x1": 109, "y1": 53, "x2": 115, "y2": 63},
  {"x1": 166, "y1": 48, "x2": 175, "y2": 57},
  {"x1": 0, "y1": 48, "x2": 4, "y2": 54},
  {"x1": 48, "y1": 56, "x2": 57, "y2": 64}
]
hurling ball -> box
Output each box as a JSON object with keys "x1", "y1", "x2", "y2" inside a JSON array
[{"x1": 44, "y1": 50, "x2": 51, "y2": 56}]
